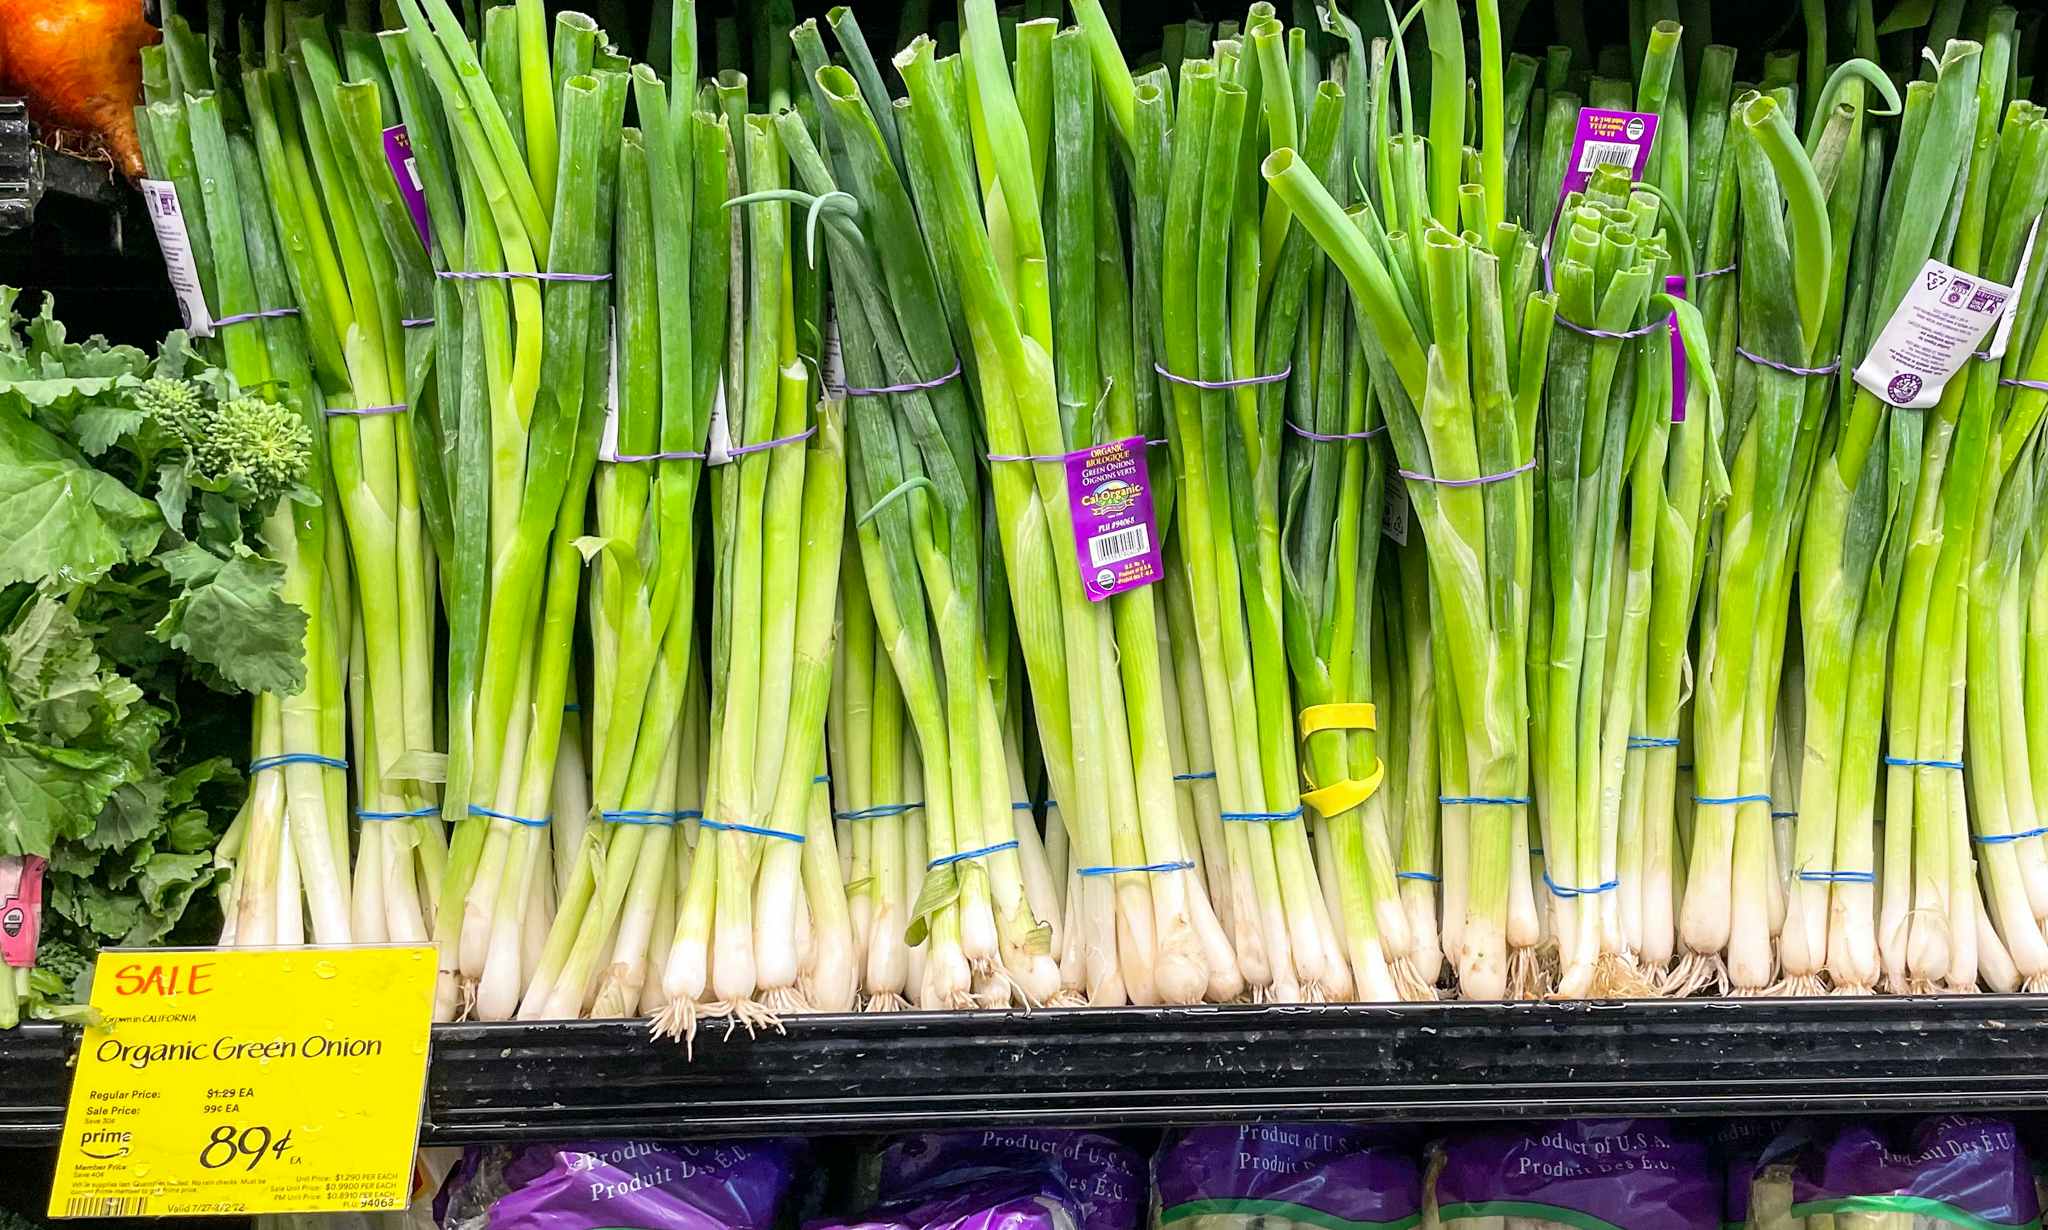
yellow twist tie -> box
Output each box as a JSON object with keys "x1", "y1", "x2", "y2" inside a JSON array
[{"x1": 1296, "y1": 702, "x2": 1384, "y2": 817}]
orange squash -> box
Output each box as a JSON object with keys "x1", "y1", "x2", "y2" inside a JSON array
[{"x1": 0, "y1": 0, "x2": 160, "y2": 177}]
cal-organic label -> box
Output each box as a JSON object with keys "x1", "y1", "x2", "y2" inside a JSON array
[
  {"x1": 381, "y1": 125, "x2": 432, "y2": 249},
  {"x1": 1065, "y1": 436, "x2": 1163, "y2": 601},
  {"x1": 1985, "y1": 219, "x2": 2038, "y2": 362},
  {"x1": 1560, "y1": 109, "x2": 1659, "y2": 204},
  {"x1": 49, "y1": 946, "x2": 434, "y2": 1219},
  {"x1": 1853, "y1": 258, "x2": 2016, "y2": 408},
  {"x1": 139, "y1": 179, "x2": 214, "y2": 337}
]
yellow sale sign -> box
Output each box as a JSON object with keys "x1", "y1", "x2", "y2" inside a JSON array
[{"x1": 49, "y1": 945, "x2": 435, "y2": 1218}]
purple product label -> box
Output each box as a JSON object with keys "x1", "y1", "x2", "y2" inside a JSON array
[
  {"x1": 1789, "y1": 1117, "x2": 2041, "y2": 1228},
  {"x1": 383, "y1": 124, "x2": 433, "y2": 250},
  {"x1": 473, "y1": 1139, "x2": 804, "y2": 1230},
  {"x1": 880, "y1": 1130, "x2": 1142, "y2": 1230},
  {"x1": 1156, "y1": 1124, "x2": 1422, "y2": 1228},
  {"x1": 1561, "y1": 109, "x2": 1661, "y2": 200},
  {"x1": 1064, "y1": 437, "x2": 1163, "y2": 602},
  {"x1": 1435, "y1": 1119, "x2": 1716, "y2": 1230},
  {"x1": 1666, "y1": 274, "x2": 1688, "y2": 423}
]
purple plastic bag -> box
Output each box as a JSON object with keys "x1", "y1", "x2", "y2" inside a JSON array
[
  {"x1": 1715, "y1": 1119, "x2": 1786, "y2": 1228},
  {"x1": 1783, "y1": 1116, "x2": 2041, "y2": 1227},
  {"x1": 1434, "y1": 1119, "x2": 1716, "y2": 1230},
  {"x1": 1153, "y1": 1124, "x2": 1422, "y2": 1228},
  {"x1": 440, "y1": 1138, "x2": 805, "y2": 1230},
  {"x1": 807, "y1": 1173, "x2": 1077, "y2": 1230},
  {"x1": 873, "y1": 1131, "x2": 1143, "y2": 1230}
]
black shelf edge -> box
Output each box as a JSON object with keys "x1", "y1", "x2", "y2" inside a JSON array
[{"x1": 7, "y1": 996, "x2": 2048, "y2": 1147}]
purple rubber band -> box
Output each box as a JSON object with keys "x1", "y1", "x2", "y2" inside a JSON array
[
  {"x1": 325, "y1": 403, "x2": 407, "y2": 418},
  {"x1": 725, "y1": 425, "x2": 816, "y2": 457},
  {"x1": 833, "y1": 359, "x2": 962, "y2": 398},
  {"x1": 1288, "y1": 420, "x2": 1388, "y2": 442},
  {"x1": 436, "y1": 269, "x2": 612, "y2": 283},
  {"x1": 1153, "y1": 361, "x2": 1292, "y2": 389},
  {"x1": 1735, "y1": 345, "x2": 1840, "y2": 377},
  {"x1": 987, "y1": 437, "x2": 1169, "y2": 464},
  {"x1": 2002, "y1": 376, "x2": 2048, "y2": 392},
  {"x1": 1397, "y1": 457, "x2": 1537, "y2": 487},
  {"x1": 1698, "y1": 262, "x2": 1738, "y2": 279},
  {"x1": 213, "y1": 306, "x2": 300, "y2": 328},
  {"x1": 1556, "y1": 314, "x2": 1664, "y2": 341},
  {"x1": 402, "y1": 317, "x2": 435, "y2": 328}
]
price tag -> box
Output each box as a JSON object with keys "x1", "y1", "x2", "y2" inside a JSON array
[
  {"x1": 139, "y1": 179, "x2": 214, "y2": 337},
  {"x1": 1852, "y1": 258, "x2": 2016, "y2": 408},
  {"x1": 1065, "y1": 435, "x2": 1163, "y2": 601},
  {"x1": 49, "y1": 945, "x2": 435, "y2": 1219},
  {"x1": 382, "y1": 125, "x2": 432, "y2": 250}
]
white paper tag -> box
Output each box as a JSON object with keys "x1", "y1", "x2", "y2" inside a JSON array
[
  {"x1": 1853, "y1": 258, "x2": 2016, "y2": 408},
  {"x1": 1381, "y1": 480, "x2": 1409, "y2": 545},
  {"x1": 823, "y1": 310, "x2": 846, "y2": 394},
  {"x1": 1986, "y1": 218, "x2": 2039, "y2": 362},
  {"x1": 705, "y1": 375, "x2": 734, "y2": 465},
  {"x1": 140, "y1": 179, "x2": 214, "y2": 337},
  {"x1": 598, "y1": 308, "x2": 623, "y2": 462}
]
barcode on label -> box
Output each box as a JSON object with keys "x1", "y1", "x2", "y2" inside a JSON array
[
  {"x1": 65, "y1": 1196, "x2": 148, "y2": 1217},
  {"x1": 1578, "y1": 140, "x2": 1641, "y2": 173},
  {"x1": 1088, "y1": 525, "x2": 1150, "y2": 567}
]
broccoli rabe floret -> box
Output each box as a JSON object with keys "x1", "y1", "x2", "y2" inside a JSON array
[
  {"x1": 189, "y1": 395, "x2": 312, "y2": 506},
  {"x1": 136, "y1": 378, "x2": 311, "y2": 506}
]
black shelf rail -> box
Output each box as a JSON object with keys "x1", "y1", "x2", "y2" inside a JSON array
[{"x1": 6, "y1": 995, "x2": 2047, "y2": 1146}]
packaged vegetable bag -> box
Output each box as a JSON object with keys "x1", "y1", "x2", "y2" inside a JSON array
[
  {"x1": 866, "y1": 1130, "x2": 1144, "y2": 1230},
  {"x1": 438, "y1": 1138, "x2": 807, "y2": 1230},
  {"x1": 1432, "y1": 1119, "x2": 1716, "y2": 1229},
  {"x1": 1152, "y1": 1124, "x2": 1424, "y2": 1229},
  {"x1": 1745, "y1": 1116, "x2": 2040, "y2": 1228}
]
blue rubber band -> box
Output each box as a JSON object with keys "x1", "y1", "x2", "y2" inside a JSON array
[
  {"x1": 675, "y1": 808, "x2": 704, "y2": 821},
  {"x1": 468, "y1": 803, "x2": 551, "y2": 828},
  {"x1": 1222, "y1": 805, "x2": 1306, "y2": 822},
  {"x1": 1797, "y1": 869, "x2": 1876, "y2": 883},
  {"x1": 1885, "y1": 755, "x2": 1965, "y2": 771},
  {"x1": 698, "y1": 817, "x2": 805, "y2": 843},
  {"x1": 1693, "y1": 792, "x2": 1771, "y2": 806},
  {"x1": 1772, "y1": 810, "x2": 1799, "y2": 820},
  {"x1": 1974, "y1": 825, "x2": 2048, "y2": 846},
  {"x1": 1173, "y1": 770, "x2": 1218, "y2": 782},
  {"x1": 1077, "y1": 859, "x2": 1196, "y2": 877},
  {"x1": 928, "y1": 839, "x2": 1020, "y2": 870},
  {"x1": 600, "y1": 809, "x2": 678, "y2": 826},
  {"x1": 1529, "y1": 846, "x2": 1545, "y2": 856},
  {"x1": 835, "y1": 802, "x2": 924, "y2": 821},
  {"x1": 563, "y1": 701, "x2": 583, "y2": 713},
  {"x1": 1397, "y1": 870, "x2": 1442, "y2": 883},
  {"x1": 250, "y1": 752, "x2": 348, "y2": 774},
  {"x1": 1627, "y1": 735, "x2": 1681, "y2": 749},
  {"x1": 1543, "y1": 869, "x2": 1620, "y2": 898},
  {"x1": 813, "y1": 773, "x2": 831, "y2": 784},
  {"x1": 1439, "y1": 795, "x2": 1531, "y2": 806},
  {"x1": 357, "y1": 805, "x2": 439, "y2": 821}
]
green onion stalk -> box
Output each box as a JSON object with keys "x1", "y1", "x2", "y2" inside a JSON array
[
  {"x1": 139, "y1": 43, "x2": 351, "y2": 948},
  {"x1": 1959, "y1": 89, "x2": 2048, "y2": 994},
  {"x1": 1388, "y1": 533, "x2": 1445, "y2": 987},
  {"x1": 519, "y1": 54, "x2": 733, "y2": 1019},
  {"x1": 1678, "y1": 81, "x2": 1856, "y2": 995},
  {"x1": 1537, "y1": 161, "x2": 1662, "y2": 998},
  {"x1": 1782, "y1": 55, "x2": 1965, "y2": 997},
  {"x1": 655, "y1": 112, "x2": 849, "y2": 1030},
  {"x1": 780, "y1": 16, "x2": 1070, "y2": 1008},
  {"x1": 1119, "y1": 19, "x2": 1343, "y2": 1002},
  {"x1": 242, "y1": 15, "x2": 449, "y2": 951},
  {"x1": 888, "y1": 11, "x2": 1217, "y2": 1006},
  {"x1": 388, "y1": 0, "x2": 625, "y2": 1019},
  {"x1": 1263, "y1": 0, "x2": 1560, "y2": 1000},
  {"x1": 1881, "y1": 21, "x2": 2019, "y2": 995},
  {"x1": 1272, "y1": 21, "x2": 1431, "y2": 1001},
  {"x1": 1625, "y1": 41, "x2": 1737, "y2": 985}
]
